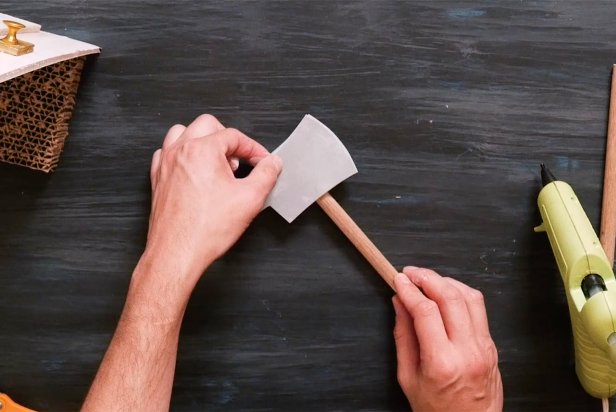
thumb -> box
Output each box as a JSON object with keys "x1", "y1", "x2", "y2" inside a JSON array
[
  {"x1": 150, "y1": 148, "x2": 162, "y2": 191},
  {"x1": 244, "y1": 154, "x2": 283, "y2": 202}
]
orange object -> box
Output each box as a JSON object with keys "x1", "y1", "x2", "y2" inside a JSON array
[{"x1": 0, "y1": 393, "x2": 36, "y2": 412}]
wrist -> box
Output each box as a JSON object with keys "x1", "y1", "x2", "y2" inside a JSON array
[
  {"x1": 142, "y1": 234, "x2": 217, "y2": 276},
  {"x1": 126, "y1": 249, "x2": 210, "y2": 323}
]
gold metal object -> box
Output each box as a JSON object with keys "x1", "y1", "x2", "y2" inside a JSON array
[{"x1": 0, "y1": 20, "x2": 34, "y2": 56}]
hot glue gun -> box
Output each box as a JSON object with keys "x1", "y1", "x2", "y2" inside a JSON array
[{"x1": 535, "y1": 164, "x2": 616, "y2": 398}]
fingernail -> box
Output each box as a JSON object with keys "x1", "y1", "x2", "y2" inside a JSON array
[
  {"x1": 229, "y1": 157, "x2": 240, "y2": 171},
  {"x1": 395, "y1": 272, "x2": 410, "y2": 285},
  {"x1": 270, "y1": 154, "x2": 283, "y2": 171}
]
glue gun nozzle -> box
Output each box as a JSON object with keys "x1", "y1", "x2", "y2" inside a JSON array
[{"x1": 541, "y1": 163, "x2": 557, "y2": 186}]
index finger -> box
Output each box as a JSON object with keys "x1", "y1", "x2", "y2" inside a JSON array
[
  {"x1": 212, "y1": 128, "x2": 270, "y2": 161},
  {"x1": 404, "y1": 267, "x2": 474, "y2": 341},
  {"x1": 394, "y1": 273, "x2": 449, "y2": 356},
  {"x1": 182, "y1": 114, "x2": 225, "y2": 140},
  {"x1": 444, "y1": 277, "x2": 492, "y2": 340}
]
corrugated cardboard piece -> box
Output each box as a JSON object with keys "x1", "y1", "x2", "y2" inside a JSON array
[{"x1": 0, "y1": 14, "x2": 100, "y2": 172}]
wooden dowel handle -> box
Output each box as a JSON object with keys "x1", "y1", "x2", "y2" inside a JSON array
[
  {"x1": 600, "y1": 66, "x2": 616, "y2": 266},
  {"x1": 316, "y1": 192, "x2": 398, "y2": 290},
  {"x1": 600, "y1": 67, "x2": 616, "y2": 412}
]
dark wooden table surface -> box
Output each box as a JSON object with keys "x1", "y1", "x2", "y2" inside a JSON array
[{"x1": 2, "y1": 1, "x2": 616, "y2": 411}]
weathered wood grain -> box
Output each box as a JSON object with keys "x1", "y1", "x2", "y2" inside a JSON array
[{"x1": 2, "y1": 1, "x2": 616, "y2": 411}]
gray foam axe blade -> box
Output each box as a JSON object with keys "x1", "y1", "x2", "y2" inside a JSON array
[{"x1": 264, "y1": 114, "x2": 358, "y2": 223}]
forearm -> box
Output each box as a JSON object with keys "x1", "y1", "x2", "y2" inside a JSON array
[
  {"x1": 82, "y1": 255, "x2": 194, "y2": 412},
  {"x1": 82, "y1": 114, "x2": 280, "y2": 411}
]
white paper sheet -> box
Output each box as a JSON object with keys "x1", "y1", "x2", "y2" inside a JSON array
[
  {"x1": 0, "y1": 14, "x2": 99, "y2": 83},
  {"x1": 264, "y1": 115, "x2": 358, "y2": 223}
]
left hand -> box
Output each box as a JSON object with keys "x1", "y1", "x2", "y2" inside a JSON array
[
  {"x1": 140, "y1": 114, "x2": 282, "y2": 306},
  {"x1": 82, "y1": 114, "x2": 282, "y2": 412}
]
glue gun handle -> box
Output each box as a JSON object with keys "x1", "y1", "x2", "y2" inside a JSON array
[{"x1": 317, "y1": 192, "x2": 398, "y2": 290}]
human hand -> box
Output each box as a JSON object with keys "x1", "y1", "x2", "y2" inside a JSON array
[
  {"x1": 139, "y1": 114, "x2": 282, "y2": 303},
  {"x1": 392, "y1": 267, "x2": 503, "y2": 412}
]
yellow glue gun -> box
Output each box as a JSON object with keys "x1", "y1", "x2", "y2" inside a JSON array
[{"x1": 535, "y1": 164, "x2": 616, "y2": 398}]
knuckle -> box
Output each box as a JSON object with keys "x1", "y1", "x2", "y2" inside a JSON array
[
  {"x1": 414, "y1": 267, "x2": 437, "y2": 281},
  {"x1": 195, "y1": 113, "x2": 219, "y2": 125},
  {"x1": 168, "y1": 123, "x2": 185, "y2": 132},
  {"x1": 486, "y1": 341, "x2": 499, "y2": 364},
  {"x1": 219, "y1": 127, "x2": 247, "y2": 145},
  {"x1": 178, "y1": 137, "x2": 195, "y2": 152},
  {"x1": 468, "y1": 288, "x2": 485, "y2": 303},
  {"x1": 425, "y1": 357, "x2": 458, "y2": 382},
  {"x1": 224, "y1": 127, "x2": 242, "y2": 137},
  {"x1": 413, "y1": 300, "x2": 439, "y2": 318},
  {"x1": 164, "y1": 124, "x2": 185, "y2": 140},
  {"x1": 176, "y1": 138, "x2": 201, "y2": 160},
  {"x1": 468, "y1": 352, "x2": 491, "y2": 378},
  {"x1": 422, "y1": 268, "x2": 440, "y2": 277},
  {"x1": 441, "y1": 283, "x2": 463, "y2": 301},
  {"x1": 466, "y1": 342, "x2": 498, "y2": 379}
]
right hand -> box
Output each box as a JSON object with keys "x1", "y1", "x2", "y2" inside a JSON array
[{"x1": 392, "y1": 266, "x2": 503, "y2": 412}]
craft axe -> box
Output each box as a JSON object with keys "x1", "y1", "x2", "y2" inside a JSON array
[{"x1": 264, "y1": 115, "x2": 398, "y2": 290}]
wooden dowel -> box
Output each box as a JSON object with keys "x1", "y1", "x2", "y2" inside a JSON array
[
  {"x1": 599, "y1": 67, "x2": 616, "y2": 412},
  {"x1": 600, "y1": 65, "x2": 616, "y2": 265},
  {"x1": 316, "y1": 192, "x2": 398, "y2": 290}
]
